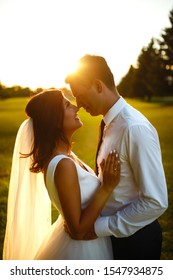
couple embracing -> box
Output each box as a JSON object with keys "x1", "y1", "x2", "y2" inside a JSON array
[{"x1": 3, "y1": 55, "x2": 168, "y2": 260}]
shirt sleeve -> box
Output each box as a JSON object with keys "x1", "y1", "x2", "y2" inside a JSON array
[{"x1": 95, "y1": 124, "x2": 168, "y2": 237}]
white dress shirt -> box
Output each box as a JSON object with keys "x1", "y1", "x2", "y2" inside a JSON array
[{"x1": 94, "y1": 97, "x2": 168, "y2": 237}]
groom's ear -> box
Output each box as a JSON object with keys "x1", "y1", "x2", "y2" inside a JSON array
[{"x1": 93, "y1": 79, "x2": 103, "y2": 93}]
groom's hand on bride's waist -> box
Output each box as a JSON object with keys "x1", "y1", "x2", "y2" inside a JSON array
[{"x1": 64, "y1": 222, "x2": 98, "y2": 240}]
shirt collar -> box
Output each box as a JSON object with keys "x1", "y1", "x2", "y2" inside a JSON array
[{"x1": 103, "y1": 96, "x2": 127, "y2": 126}]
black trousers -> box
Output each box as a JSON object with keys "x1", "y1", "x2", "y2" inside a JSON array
[{"x1": 111, "y1": 220, "x2": 162, "y2": 260}]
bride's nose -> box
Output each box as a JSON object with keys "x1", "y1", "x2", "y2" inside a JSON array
[{"x1": 73, "y1": 104, "x2": 79, "y2": 112}]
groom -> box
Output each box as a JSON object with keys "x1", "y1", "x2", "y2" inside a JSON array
[{"x1": 65, "y1": 54, "x2": 168, "y2": 259}]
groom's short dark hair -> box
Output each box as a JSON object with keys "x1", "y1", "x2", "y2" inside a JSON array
[{"x1": 65, "y1": 54, "x2": 116, "y2": 90}]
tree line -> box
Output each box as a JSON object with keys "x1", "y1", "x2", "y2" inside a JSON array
[
  {"x1": 0, "y1": 83, "x2": 74, "y2": 100},
  {"x1": 1, "y1": 8, "x2": 173, "y2": 101},
  {"x1": 118, "y1": 8, "x2": 173, "y2": 101}
]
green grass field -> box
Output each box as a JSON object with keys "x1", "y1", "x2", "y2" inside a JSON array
[{"x1": 0, "y1": 97, "x2": 172, "y2": 259}]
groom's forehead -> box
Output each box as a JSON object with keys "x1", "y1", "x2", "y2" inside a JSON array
[{"x1": 70, "y1": 82, "x2": 89, "y2": 96}]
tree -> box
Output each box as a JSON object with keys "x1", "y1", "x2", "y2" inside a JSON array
[
  {"x1": 118, "y1": 39, "x2": 163, "y2": 101},
  {"x1": 134, "y1": 38, "x2": 165, "y2": 101},
  {"x1": 118, "y1": 8, "x2": 173, "y2": 101},
  {"x1": 117, "y1": 65, "x2": 137, "y2": 98},
  {"x1": 159, "y1": 8, "x2": 173, "y2": 94}
]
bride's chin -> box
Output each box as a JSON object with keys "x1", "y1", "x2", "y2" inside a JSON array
[
  {"x1": 76, "y1": 119, "x2": 83, "y2": 127},
  {"x1": 75, "y1": 122, "x2": 83, "y2": 131},
  {"x1": 76, "y1": 124, "x2": 83, "y2": 131}
]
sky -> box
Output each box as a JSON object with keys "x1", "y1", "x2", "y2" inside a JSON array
[{"x1": 0, "y1": 0, "x2": 173, "y2": 90}]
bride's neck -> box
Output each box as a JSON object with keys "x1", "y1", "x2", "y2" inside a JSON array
[
  {"x1": 51, "y1": 141, "x2": 88, "y2": 172},
  {"x1": 52, "y1": 140, "x2": 72, "y2": 157}
]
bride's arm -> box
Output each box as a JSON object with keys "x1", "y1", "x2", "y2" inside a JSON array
[{"x1": 54, "y1": 151, "x2": 120, "y2": 238}]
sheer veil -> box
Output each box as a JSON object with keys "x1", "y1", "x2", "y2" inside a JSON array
[{"x1": 3, "y1": 119, "x2": 51, "y2": 259}]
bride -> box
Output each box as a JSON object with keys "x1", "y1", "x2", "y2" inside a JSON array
[{"x1": 3, "y1": 89, "x2": 120, "y2": 260}]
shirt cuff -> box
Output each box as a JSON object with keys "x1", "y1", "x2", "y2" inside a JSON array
[{"x1": 94, "y1": 216, "x2": 112, "y2": 237}]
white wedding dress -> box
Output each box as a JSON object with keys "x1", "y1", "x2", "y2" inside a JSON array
[{"x1": 34, "y1": 155, "x2": 113, "y2": 260}]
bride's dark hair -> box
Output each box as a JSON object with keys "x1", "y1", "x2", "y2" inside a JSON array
[{"x1": 25, "y1": 89, "x2": 69, "y2": 173}]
